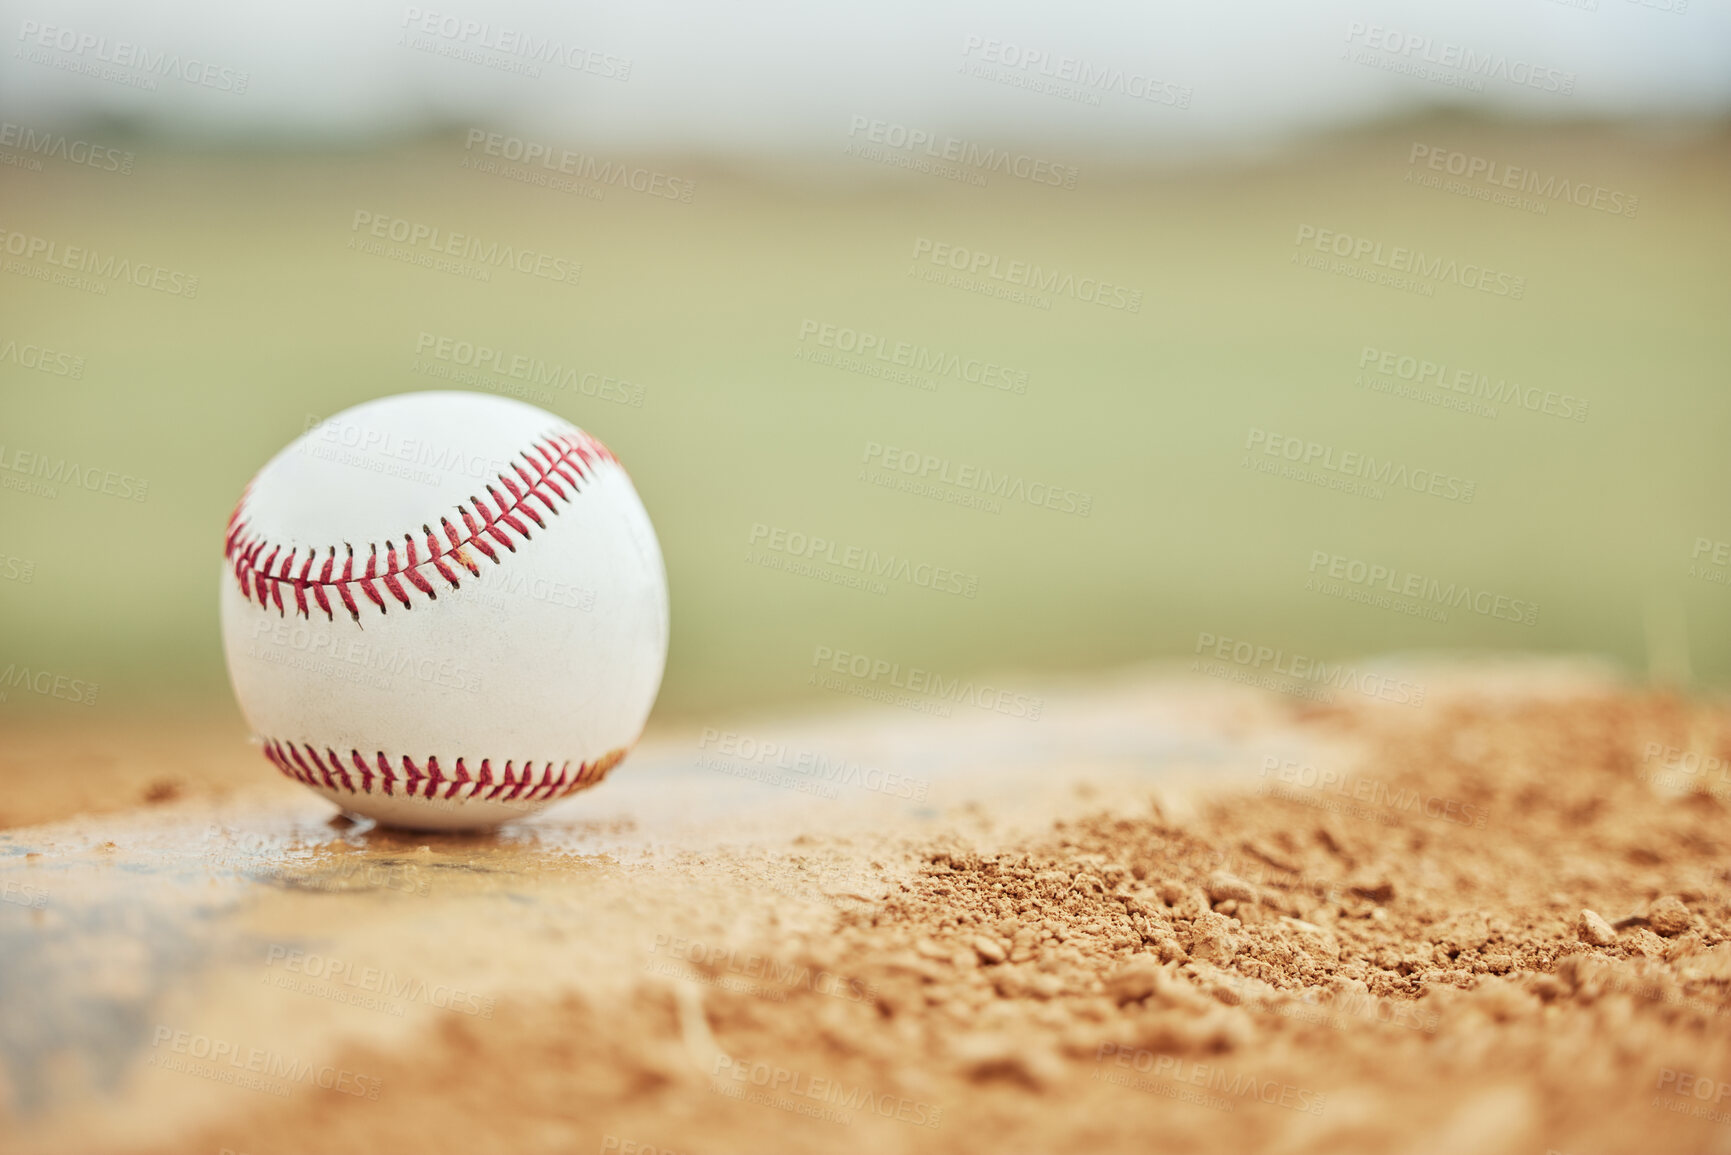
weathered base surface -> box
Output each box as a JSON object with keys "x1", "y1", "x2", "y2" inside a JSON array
[{"x1": 2, "y1": 660, "x2": 1729, "y2": 1155}]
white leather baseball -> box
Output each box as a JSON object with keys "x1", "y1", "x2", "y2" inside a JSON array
[{"x1": 218, "y1": 391, "x2": 669, "y2": 830}]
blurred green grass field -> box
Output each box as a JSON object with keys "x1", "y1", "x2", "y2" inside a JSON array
[{"x1": 2, "y1": 116, "x2": 1728, "y2": 720}]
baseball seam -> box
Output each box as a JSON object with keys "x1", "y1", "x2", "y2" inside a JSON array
[
  {"x1": 223, "y1": 428, "x2": 613, "y2": 623},
  {"x1": 261, "y1": 738, "x2": 627, "y2": 803}
]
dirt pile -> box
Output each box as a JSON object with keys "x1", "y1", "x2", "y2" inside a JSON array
[{"x1": 147, "y1": 692, "x2": 1731, "y2": 1155}]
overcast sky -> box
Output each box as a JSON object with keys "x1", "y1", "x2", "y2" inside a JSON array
[{"x1": 4, "y1": 0, "x2": 1728, "y2": 154}]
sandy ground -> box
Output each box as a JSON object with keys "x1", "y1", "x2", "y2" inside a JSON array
[{"x1": 2, "y1": 660, "x2": 1730, "y2": 1155}]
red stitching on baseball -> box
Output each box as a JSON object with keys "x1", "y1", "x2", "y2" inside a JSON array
[
  {"x1": 223, "y1": 429, "x2": 615, "y2": 624},
  {"x1": 259, "y1": 738, "x2": 627, "y2": 803}
]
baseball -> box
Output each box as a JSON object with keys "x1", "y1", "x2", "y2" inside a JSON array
[{"x1": 218, "y1": 391, "x2": 669, "y2": 830}]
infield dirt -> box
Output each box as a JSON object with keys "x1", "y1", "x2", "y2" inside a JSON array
[{"x1": 2, "y1": 661, "x2": 1730, "y2": 1155}]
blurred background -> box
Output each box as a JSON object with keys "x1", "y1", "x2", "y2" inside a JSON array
[{"x1": 1, "y1": 0, "x2": 1728, "y2": 724}]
